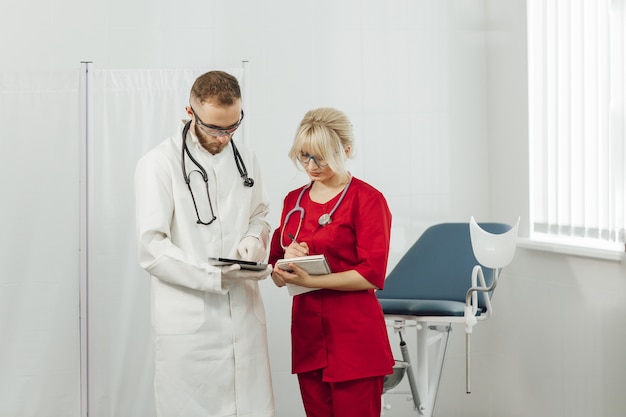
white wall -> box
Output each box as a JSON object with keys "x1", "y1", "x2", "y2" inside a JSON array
[
  {"x1": 478, "y1": 1, "x2": 626, "y2": 417},
  {"x1": 1, "y1": 0, "x2": 624, "y2": 416}
]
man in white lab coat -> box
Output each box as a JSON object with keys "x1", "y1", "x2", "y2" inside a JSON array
[{"x1": 134, "y1": 70, "x2": 274, "y2": 417}]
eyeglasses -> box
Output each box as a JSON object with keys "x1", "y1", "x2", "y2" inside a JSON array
[
  {"x1": 297, "y1": 152, "x2": 329, "y2": 168},
  {"x1": 190, "y1": 106, "x2": 244, "y2": 138}
]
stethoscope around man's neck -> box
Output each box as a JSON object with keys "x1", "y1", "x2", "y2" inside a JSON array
[
  {"x1": 279, "y1": 175, "x2": 353, "y2": 249},
  {"x1": 181, "y1": 120, "x2": 254, "y2": 225}
]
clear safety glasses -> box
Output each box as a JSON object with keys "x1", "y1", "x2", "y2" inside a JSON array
[
  {"x1": 191, "y1": 106, "x2": 244, "y2": 138},
  {"x1": 297, "y1": 152, "x2": 329, "y2": 168}
]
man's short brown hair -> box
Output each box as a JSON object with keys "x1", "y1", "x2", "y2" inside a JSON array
[{"x1": 190, "y1": 70, "x2": 241, "y2": 106}]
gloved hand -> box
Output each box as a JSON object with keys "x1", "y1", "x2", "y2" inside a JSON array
[
  {"x1": 237, "y1": 236, "x2": 267, "y2": 262},
  {"x1": 221, "y1": 263, "x2": 273, "y2": 286}
]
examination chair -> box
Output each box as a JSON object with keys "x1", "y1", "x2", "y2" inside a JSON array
[{"x1": 378, "y1": 217, "x2": 519, "y2": 416}]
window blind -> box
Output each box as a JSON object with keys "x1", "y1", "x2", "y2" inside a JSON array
[{"x1": 528, "y1": 0, "x2": 626, "y2": 250}]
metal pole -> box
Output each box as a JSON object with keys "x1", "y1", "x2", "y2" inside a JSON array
[
  {"x1": 466, "y1": 332, "x2": 471, "y2": 394},
  {"x1": 79, "y1": 60, "x2": 93, "y2": 417},
  {"x1": 241, "y1": 60, "x2": 249, "y2": 146}
]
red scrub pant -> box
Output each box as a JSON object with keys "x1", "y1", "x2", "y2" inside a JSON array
[{"x1": 297, "y1": 370, "x2": 384, "y2": 417}]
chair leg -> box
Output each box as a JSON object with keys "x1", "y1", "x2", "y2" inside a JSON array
[
  {"x1": 429, "y1": 324, "x2": 452, "y2": 416},
  {"x1": 466, "y1": 332, "x2": 471, "y2": 394},
  {"x1": 382, "y1": 321, "x2": 451, "y2": 416},
  {"x1": 399, "y1": 331, "x2": 421, "y2": 412},
  {"x1": 412, "y1": 323, "x2": 452, "y2": 417}
]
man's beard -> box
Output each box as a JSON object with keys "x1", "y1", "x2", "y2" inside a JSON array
[{"x1": 195, "y1": 124, "x2": 229, "y2": 155}]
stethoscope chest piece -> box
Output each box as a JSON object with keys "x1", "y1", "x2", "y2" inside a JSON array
[{"x1": 318, "y1": 213, "x2": 332, "y2": 226}]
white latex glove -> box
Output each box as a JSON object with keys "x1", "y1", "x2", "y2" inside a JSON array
[
  {"x1": 221, "y1": 263, "x2": 273, "y2": 286},
  {"x1": 237, "y1": 236, "x2": 267, "y2": 262}
]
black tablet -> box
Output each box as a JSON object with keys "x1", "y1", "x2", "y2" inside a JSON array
[{"x1": 208, "y1": 257, "x2": 268, "y2": 271}]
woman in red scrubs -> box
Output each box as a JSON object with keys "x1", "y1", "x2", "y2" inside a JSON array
[{"x1": 269, "y1": 107, "x2": 394, "y2": 417}]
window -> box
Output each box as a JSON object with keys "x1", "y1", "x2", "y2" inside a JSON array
[{"x1": 527, "y1": 0, "x2": 626, "y2": 251}]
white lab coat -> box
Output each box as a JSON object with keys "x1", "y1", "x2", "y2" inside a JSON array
[{"x1": 134, "y1": 121, "x2": 274, "y2": 417}]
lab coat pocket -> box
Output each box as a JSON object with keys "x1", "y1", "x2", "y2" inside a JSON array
[
  {"x1": 151, "y1": 278, "x2": 205, "y2": 335},
  {"x1": 245, "y1": 281, "x2": 267, "y2": 325}
]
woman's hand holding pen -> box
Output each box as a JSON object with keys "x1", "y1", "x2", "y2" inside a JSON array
[
  {"x1": 271, "y1": 234, "x2": 310, "y2": 288},
  {"x1": 285, "y1": 233, "x2": 309, "y2": 258}
]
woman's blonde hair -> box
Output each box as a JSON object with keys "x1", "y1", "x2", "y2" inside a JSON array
[{"x1": 288, "y1": 107, "x2": 355, "y2": 176}]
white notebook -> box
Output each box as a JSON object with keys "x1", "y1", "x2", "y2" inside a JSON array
[
  {"x1": 276, "y1": 254, "x2": 331, "y2": 274},
  {"x1": 276, "y1": 254, "x2": 331, "y2": 296}
]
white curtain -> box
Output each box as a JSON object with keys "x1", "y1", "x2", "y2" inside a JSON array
[
  {"x1": 0, "y1": 66, "x2": 243, "y2": 417},
  {"x1": 0, "y1": 70, "x2": 82, "y2": 416},
  {"x1": 86, "y1": 66, "x2": 244, "y2": 417}
]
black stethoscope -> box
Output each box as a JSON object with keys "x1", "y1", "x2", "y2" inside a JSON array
[
  {"x1": 279, "y1": 175, "x2": 353, "y2": 249},
  {"x1": 181, "y1": 120, "x2": 254, "y2": 225}
]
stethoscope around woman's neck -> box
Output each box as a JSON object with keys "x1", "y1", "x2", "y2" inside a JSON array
[
  {"x1": 279, "y1": 175, "x2": 353, "y2": 249},
  {"x1": 181, "y1": 121, "x2": 254, "y2": 225}
]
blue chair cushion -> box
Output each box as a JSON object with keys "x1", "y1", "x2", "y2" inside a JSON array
[
  {"x1": 376, "y1": 223, "x2": 510, "y2": 312},
  {"x1": 379, "y1": 298, "x2": 482, "y2": 317}
]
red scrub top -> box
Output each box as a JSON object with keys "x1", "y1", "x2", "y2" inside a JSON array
[{"x1": 269, "y1": 177, "x2": 394, "y2": 382}]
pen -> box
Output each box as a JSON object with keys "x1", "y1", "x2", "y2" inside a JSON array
[{"x1": 287, "y1": 233, "x2": 308, "y2": 256}]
